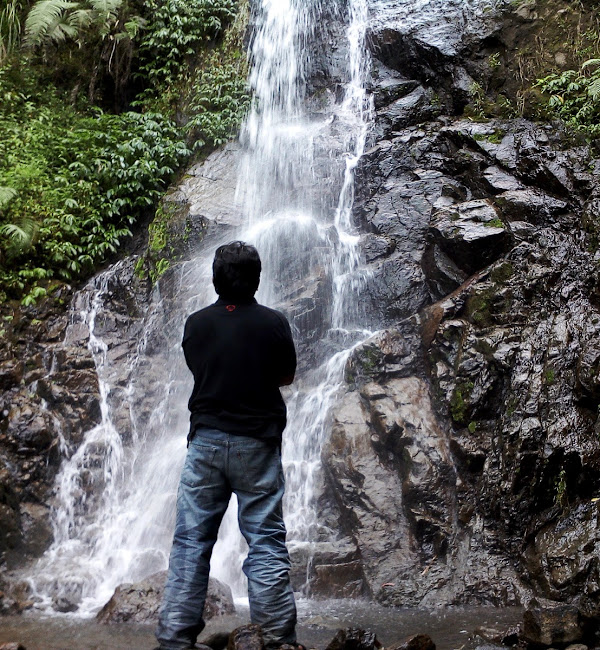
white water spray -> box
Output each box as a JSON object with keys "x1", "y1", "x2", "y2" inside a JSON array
[{"x1": 26, "y1": 0, "x2": 374, "y2": 613}]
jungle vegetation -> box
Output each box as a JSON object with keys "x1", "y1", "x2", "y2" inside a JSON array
[{"x1": 0, "y1": 0, "x2": 249, "y2": 304}]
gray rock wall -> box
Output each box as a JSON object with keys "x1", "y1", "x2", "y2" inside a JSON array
[{"x1": 314, "y1": 3, "x2": 600, "y2": 612}]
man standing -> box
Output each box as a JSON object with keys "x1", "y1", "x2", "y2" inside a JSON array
[{"x1": 156, "y1": 241, "x2": 298, "y2": 650}]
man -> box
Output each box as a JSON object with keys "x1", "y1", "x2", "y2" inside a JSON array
[{"x1": 156, "y1": 241, "x2": 298, "y2": 650}]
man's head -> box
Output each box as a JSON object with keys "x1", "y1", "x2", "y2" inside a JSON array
[{"x1": 212, "y1": 241, "x2": 261, "y2": 300}]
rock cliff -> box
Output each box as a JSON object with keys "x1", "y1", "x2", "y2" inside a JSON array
[{"x1": 0, "y1": 0, "x2": 599, "y2": 628}]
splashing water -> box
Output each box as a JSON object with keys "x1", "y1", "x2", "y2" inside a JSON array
[{"x1": 26, "y1": 0, "x2": 374, "y2": 613}]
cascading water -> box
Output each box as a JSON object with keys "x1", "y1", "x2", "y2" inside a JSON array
[{"x1": 26, "y1": 0, "x2": 374, "y2": 614}]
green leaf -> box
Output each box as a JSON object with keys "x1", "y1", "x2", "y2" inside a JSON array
[{"x1": 24, "y1": 0, "x2": 80, "y2": 47}]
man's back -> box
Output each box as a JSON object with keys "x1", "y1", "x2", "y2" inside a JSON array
[{"x1": 183, "y1": 297, "x2": 296, "y2": 438}]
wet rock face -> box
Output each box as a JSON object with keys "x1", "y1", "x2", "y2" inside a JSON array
[
  {"x1": 0, "y1": 288, "x2": 102, "y2": 568},
  {"x1": 318, "y1": 4, "x2": 600, "y2": 607},
  {"x1": 0, "y1": 256, "x2": 162, "y2": 572},
  {"x1": 1, "y1": 0, "x2": 600, "y2": 621},
  {"x1": 523, "y1": 502, "x2": 600, "y2": 620}
]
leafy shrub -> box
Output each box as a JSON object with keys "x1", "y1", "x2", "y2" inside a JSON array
[
  {"x1": 0, "y1": 0, "x2": 249, "y2": 301},
  {"x1": 0, "y1": 69, "x2": 189, "y2": 299},
  {"x1": 137, "y1": 0, "x2": 250, "y2": 151},
  {"x1": 536, "y1": 58, "x2": 600, "y2": 137},
  {"x1": 138, "y1": 0, "x2": 237, "y2": 89},
  {"x1": 186, "y1": 51, "x2": 250, "y2": 149}
]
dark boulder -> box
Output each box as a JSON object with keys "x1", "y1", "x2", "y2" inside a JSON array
[
  {"x1": 96, "y1": 571, "x2": 234, "y2": 624},
  {"x1": 522, "y1": 602, "x2": 584, "y2": 646},
  {"x1": 227, "y1": 624, "x2": 263, "y2": 650},
  {"x1": 324, "y1": 628, "x2": 381, "y2": 650},
  {"x1": 388, "y1": 635, "x2": 436, "y2": 650}
]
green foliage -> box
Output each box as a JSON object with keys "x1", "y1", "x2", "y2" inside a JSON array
[
  {"x1": 186, "y1": 52, "x2": 250, "y2": 150},
  {"x1": 488, "y1": 52, "x2": 501, "y2": 70},
  {"x1": 136, "y1": 0, "x2": 249, "y2": 151},
  {"x1": 0, "y1": 69, "x2": 189, "y2": 299},
  {"x1": 23, "y1": 0, "x2": 140, "y2": 50},
  {"x1": 24, "y1": 0, "x2": 145, "y2": 105},
  {"x1": 136, "y1": 200, "x2": 189, "y2": 285},
  {"x1": 0, "y1": 0, "x2": 249, "y2": 301},
  {"x1": 0, "y1": 186, "x2": 17, "y2": 211},
  {"x1": 138, "y1": 0, "x2": 237, "y2": 89},
  {"x1": 466, "y1": 290, "x2": 493, "y2": 327},
  {"x1": 150, "y1": 256, "x2": 170, "y2": 282},
  {"x1": 490, "y1": 261, "x2": 514, "y2": 284},
  {"x1": 555, "y1": 468, "x2": 568, "y2": 509},
  {"x1": 450, "y1": 381, "x2": 474, "y2": 424},
  {"x1": 535, "y1": 58, "x2": 600, "y2": 137},
  {"x1": 21, "y1": 285, "x2": 47, "y2": 306},
  {"x1": 0, "y1": 217, "x2": 39, "y2": 255}
]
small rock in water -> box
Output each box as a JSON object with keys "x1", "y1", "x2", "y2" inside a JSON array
[
  {"x1": 202, "y1": 631, "x2": 230, "y2": 650},
  {"x1": 228, "y1": 624, "x2": 263, "y2": 650},
  {"x1": 501, "y1": 625, "x2": 521, "y2": 644},
  {"x1": 388, "y1": 634, "x2": 436, "y2": 650},
  {"x1": 52, "y1": 595, "x2": 78, "y2": 613},
  {"x1": 325, "y1": 628, "x2": 382, "y2": 650},
  {"x1": 474, "y1": 626, "x2": 503, "y2": 643}
]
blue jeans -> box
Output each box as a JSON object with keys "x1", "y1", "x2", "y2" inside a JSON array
[{"x1": 155, "y1": 428, "x2": 297, "y2": 649}]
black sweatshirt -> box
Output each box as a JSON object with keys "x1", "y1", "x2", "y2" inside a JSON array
[{"x1": 182, "y1": 297, "x2": 297, "y2": 440}]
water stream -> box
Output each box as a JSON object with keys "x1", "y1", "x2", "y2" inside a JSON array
[{"x1": 25, "y1": 0, "x2": 375, "y2": 615}]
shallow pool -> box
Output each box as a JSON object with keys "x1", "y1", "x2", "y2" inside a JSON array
[{"x1": 0, "y1": 601, "x2": 523, "y2": 649}]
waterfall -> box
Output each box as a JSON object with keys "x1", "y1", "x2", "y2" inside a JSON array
[{"x1": 25, "y1": 0, "x2": 373, "y2": 614}]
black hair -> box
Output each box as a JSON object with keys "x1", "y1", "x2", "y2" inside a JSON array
[{"x1": 212, "y1": 241, "x2": 261, "y2": 299}]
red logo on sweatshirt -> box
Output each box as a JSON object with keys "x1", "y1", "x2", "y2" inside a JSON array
[{"x1": 226, "y1": 305, "x2": 236, "y2": 312}]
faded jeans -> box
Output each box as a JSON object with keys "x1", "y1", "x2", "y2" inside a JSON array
[{"x1": 155, "y1": 428, "x2": 297, "y2": 649}]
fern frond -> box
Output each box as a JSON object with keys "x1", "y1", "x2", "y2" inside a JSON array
[
  {"x1": 582, "y1": 58, "x2": 600, "y2": 70},
  {"x1": 588, "y1": 77, "x2": 600, "y2": 101},
  {"x1": 0, "y1": 217, "x2": 38, "y2": 252},
  {"x1": 0, "y1": 186, "x2": 17, "y2": 211},
  {"x1": 24, "y1": 0, "x2": 80, "y2": 47},
  {"x1": 88, "y1": 0, "x2": 122, "y2": 20},
  {"x1": 68, "y1": 7, "x2": 93, "y2": 29},
  {"x1": 49, "y1": 18, "x2": 79, "y2": 43}
]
